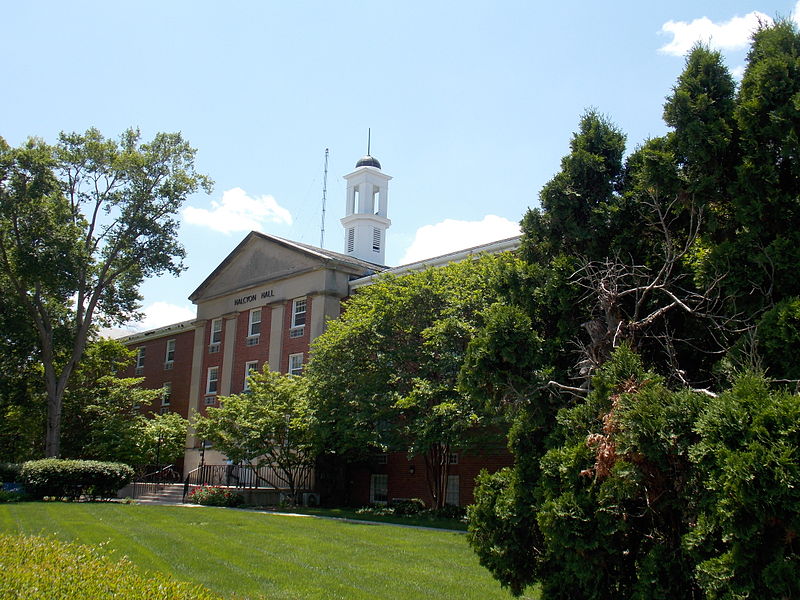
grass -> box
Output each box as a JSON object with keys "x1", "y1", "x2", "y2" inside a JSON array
[
  {"x1": 265, "y1": 506, "x2": 468, "y2": 530},
  {"x1": 0, "y1": 502, "x2": 533, "y2": 600}
]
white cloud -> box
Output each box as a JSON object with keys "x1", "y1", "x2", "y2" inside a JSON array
[
  {"x1": 731, "y1": 64, "x2": 747, "y2": 79},
  {"x1": 183, "y1": 187, "x2": 293, "y2": 234},
  {"x1": 105, "y1": 302, "x2": 196, "y2": 338},
  {"x1": 794, "y1": 0, "x2": 800, "y2": 26},
  {"x1": 399, "y1": 215, "x2": 521, "y2": 265},
  {"x1": 659, "y1": 11, "x2": 772, "y2": 56}
]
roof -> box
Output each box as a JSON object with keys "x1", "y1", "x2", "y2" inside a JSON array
[
  {"x1": 188, "y1": 231, "x2": 388, "y2": 302},
  {"x1": 355, "y1": 154, "x2": 381, "y2": 169},
  {"x1": 349, "y1": 235, "x2": 522, "y2": 290},
  {"x1": 115, "y1": 318, "x2": 197, "y2": 344}
]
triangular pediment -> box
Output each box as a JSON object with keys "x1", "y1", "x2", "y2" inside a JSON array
[{"x1": 189, "y1": 232, "x2": 336, "y2": 303}]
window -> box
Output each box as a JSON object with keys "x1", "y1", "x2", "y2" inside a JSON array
[
  {"x1": 161, "y1": 382, "x2": 172, "y2": 406},
  {"x1": 448, "y1": 453, "x2": 459, "y2": 465},
  {"x1": 375, "y1": 453, "x2": 388, "y2": 465},
  {"x1": 373, "y1": 189, "x2": 380, "y2": 214},
  {"x1": 164, "y1": 339, "x2": 175, "y2": 369},
  {"x1": 370, "y1": 474, "x2": 388, "y2": 504},
  {"x1": 206, "y1": 366, "x2": 219, "y2": 395},
  {"x1": 249, "y1": 308, "x2": 262, "y2": 337},
  {"x1": 160, "y1": 406, "x2": 171, "y2": 414},
  {"x1": 204, "y1": 396, "x2": 217, "y2": 406},
  {"x1": 445, "y1": 475, "x2": 460, "y2": 506},
  {"x1": 291, "y1": 298, "x2": 307, "y2": 328},
  {"x1": 353, "y1": 186, "x2": 360, "y2": 212},
  {"x1": 347, "y1": 227, "x2": 355, "y2": 253},
  {"x1": 209, "y1": 319, "x2": 222, "y2": 352},
  {"x1": 288, "y1": 353, "x2": 304, "y2": 376},
  {"x1": 135, "y1": 347, "x2": 146, "y2": 375},
  {"x1": 372, "y1": 227, "x2": 381, "y2": 252},
  {"x1": 244, "y1": 361, "x2": 258, "y2": 391}
]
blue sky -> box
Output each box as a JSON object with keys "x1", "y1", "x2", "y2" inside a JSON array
[{"x1": 2, "y1": 1, "x2": 798, "y2": 334}]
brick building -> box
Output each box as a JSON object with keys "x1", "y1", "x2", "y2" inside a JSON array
[{"x1": 119, "y1": 153, "x2": 517, "y2": 506}]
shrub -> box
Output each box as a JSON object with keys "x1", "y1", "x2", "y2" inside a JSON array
[
  {"x1": 432, "y1": 504, "x2": 466, "y2": 520},
  {"x1": 0, "y1": 489, "x2": 25, "y2": 503},
  {"x1": 391, "y1": 498, "x2": 426, "y2": 515},
  {"x1": 21, "y1": 459, "x2": 134, "y2": 500},
  {"x1": 0, "y1": 533, "x2": 224, "y2": 599},
  {"x1": 0, "y1": 463, "x2": 21, "y2": 483},
  {"x1": 187, "y1": 485, "x2": 244, "y2": 507},
  {"x1": 355, "y1": 504, "x2": 395, "y2": 516}
]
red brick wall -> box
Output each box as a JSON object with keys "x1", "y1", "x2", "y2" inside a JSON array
[
  {"x1": 199, "y1": 320, "x2": 223, "y2": 416},
  {"x1": 231, "y1": 307, "x2": 271, "y2": 394},
  {"x1": 348, "y1": 449, "x2": 514, "y2": 507},
  {"x1": 121, "y1": 329, "x2": 195, "y2": 420},
  {"x1": 280, "y1": 297, "x2": 312, "y2": 373}
]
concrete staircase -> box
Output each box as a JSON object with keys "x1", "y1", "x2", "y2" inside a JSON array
[{"x1": 133, "y1": 483, "x2": 186, "y2": 505}]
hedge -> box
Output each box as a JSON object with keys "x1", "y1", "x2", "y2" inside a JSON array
[
  {"x1": 0, "y1": 534, "x2": 224, "y2": 600},
  {"x1": 21, "y1": 459, "x2": 134, "y2": 500},
  {"x1": 0, "y1": 463, "x2": 21, "y2": 483}
]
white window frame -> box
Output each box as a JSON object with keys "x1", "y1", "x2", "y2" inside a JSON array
[
  {"x1": 164, "y1": 339, "x2": 176, "y2": 369},
  {"x1": 135, "y1": 347, "x2": 146, "y2": 375},
  {"x1": 161, "y1": 381, "x2": 172, "y2": 406},
  {"x1": 291, "y1": 298, "x2": 307, "y2": 329},
  {"x1": 248, "y1": 308, "x2": 262, "y2": 337},
  {"x1": 243, "y1": 361, "x2": 259, "y2": 391},
  {"x1": 288, "y1": 353, "x2": 304, "y2": 376},
  {"x1": 209, "y1": 318, "x2": 222, "y2": 352},
  {"x1": 445, "y1": 475, "x2": 460, "y2": 506},
  {"x1": 206, "y1": 366, "x2": 219, "y2": 395},
  {"x1": 370, "y1": 473, "x2": 388, "y2": 504}
]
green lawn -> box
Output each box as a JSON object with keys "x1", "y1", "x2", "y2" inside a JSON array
[
  {"x1": 0, "y1": 503, "x2": 531, "y2": 600},
  {"x1": 267, "y1": 506, "x2": 468, "y2": 530}
]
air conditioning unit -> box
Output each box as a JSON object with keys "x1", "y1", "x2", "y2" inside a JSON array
[{"x1": 302, "y1": 492, "x2": 320, "y2": 507}]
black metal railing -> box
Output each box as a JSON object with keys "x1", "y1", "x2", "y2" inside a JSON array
[
  {"x1": 182, "y1": 464, "x2": 313, "y2": 499},
  {"x1": 131, "y1": 464, "x2": 182, "y2": 499}
]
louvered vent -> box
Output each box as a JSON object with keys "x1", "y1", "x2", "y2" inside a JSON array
[{"x1": 372, "y1": 228, "x2": 381, "y2": 252}]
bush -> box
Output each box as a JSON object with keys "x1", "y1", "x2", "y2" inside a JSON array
[
  {"x1": 0, "y1": 533, "x2": 224, "y2": 599},
  {"x1": 21, "y1": 459, "x2": 134, "y2": 500},
  {"x1": 391, "y1": 498, "x2": 426, "y2": 515},
  {"x1": 0, "y1": 489, "x2": 25, "y2": 503},
  {"x1": 187, "y1": 485, "x2": 244, "y2": 507},
  {"x1": 431, "y1": 504, "x2": 466, "y2": 520},
  {"x1": 0, "y1": 463, "x2": 21, "y2": 483}
]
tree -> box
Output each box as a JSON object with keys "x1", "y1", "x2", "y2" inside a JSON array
[
  {"x1": 306, "y1": 255, "x2": 517, "y2": 508},
  {"x1": 687, "y1": 373, "x2": 800, "y2": 599},
  {"x1": 465, "y1": 23, "x2": 800, "y2": 597},
  {"x1": 0, "y1": 129, "x2": 212, "y2": 456},
  {"x1": 58, "y1": 338, "x2": 188, "y2": 466},
  {"x1": 193, "y1": 369, "x2": 314, "y2": 503},
  {"x1": 522, "y1": 110, "x2": 626, "y2": 263}
]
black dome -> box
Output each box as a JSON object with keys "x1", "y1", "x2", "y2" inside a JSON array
[{"x1": 355, "y1": 155, "x2": 381, "y2": 169}]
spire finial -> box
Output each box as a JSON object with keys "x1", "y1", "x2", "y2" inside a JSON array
[{"x1": 367, "y1": 128, "x2": 371, "y2": 156}]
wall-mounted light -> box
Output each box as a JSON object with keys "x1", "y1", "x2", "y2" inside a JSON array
[{"x1": 409, "y1": 465, "x2": 415, "y2": 475}]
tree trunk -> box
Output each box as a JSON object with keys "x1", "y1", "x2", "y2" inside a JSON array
[
  {"x1": 424, "y1": 443, "x2": 450, "y2": 509},
  {"x1": 45, "y1": 392, "x2": 62, "y2": 457}
]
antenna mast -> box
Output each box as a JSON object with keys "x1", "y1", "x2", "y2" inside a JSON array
[{"x1": 320, "y1": 148, "x2": 329, "y2": 248}]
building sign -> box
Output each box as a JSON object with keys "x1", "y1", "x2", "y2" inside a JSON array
[{"x1": 234, "y1": 289, "x2": 275, "y2": 307}]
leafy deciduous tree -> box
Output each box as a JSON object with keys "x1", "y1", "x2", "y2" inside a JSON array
[
  {"x1": 0, "y1": 129, "x2": 212, "y2": 456},
  {"x1": 307, "y1": 255, "x2": 517, "y2": 508},
  {"x1": 193, "y1": 369, "x2": 314, "y2": 503}
]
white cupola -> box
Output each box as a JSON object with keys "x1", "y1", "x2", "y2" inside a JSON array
[{"x1": 340, "y1": 153, "x2": 392, "y2": 265}]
